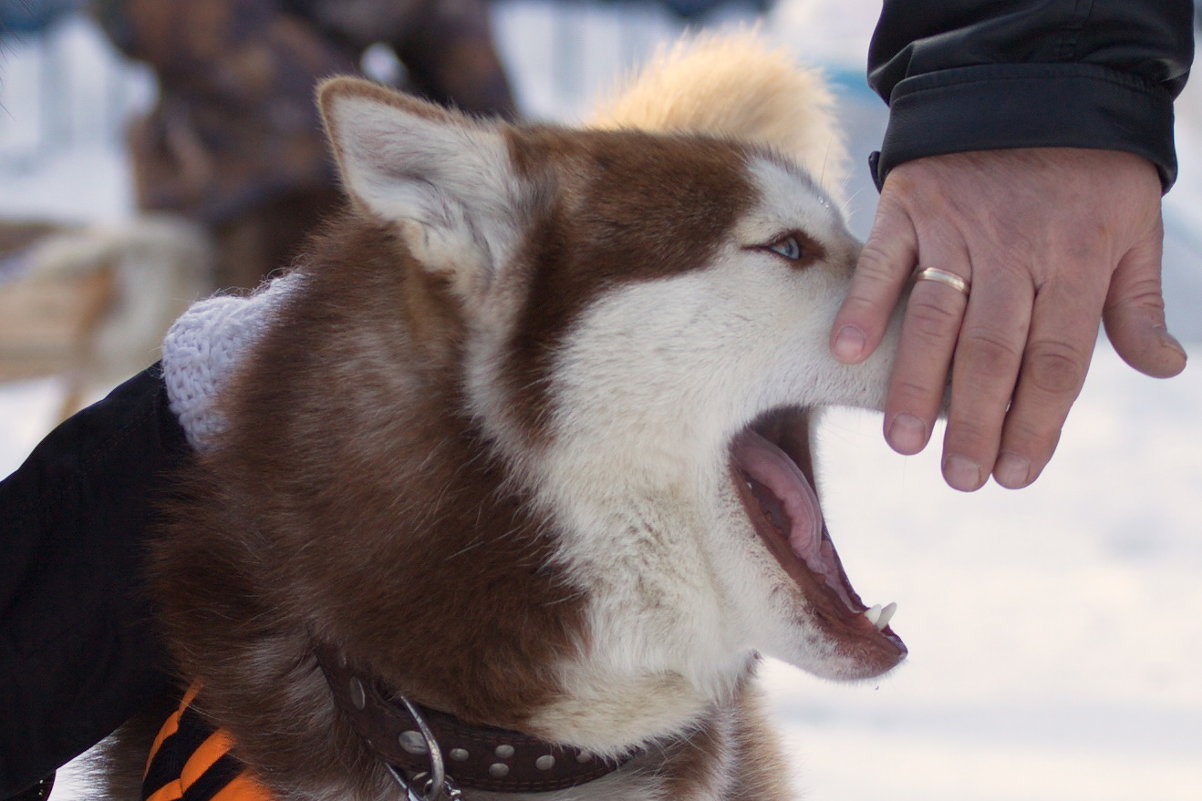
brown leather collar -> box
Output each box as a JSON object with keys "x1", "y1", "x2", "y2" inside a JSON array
[{"x1": 314, "y1": 645, "x2": 633, "y2": 796}]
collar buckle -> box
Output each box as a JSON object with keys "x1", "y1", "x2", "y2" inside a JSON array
[
  {"x1": 387, "y1": 764, "x2": 462, "y2": 801},
  {"x1": 314, "y1": 643, "x2": 635, "y2": 794},
  {"x1": 388, "y1": 696, "x2": 452, "y2": 801}
]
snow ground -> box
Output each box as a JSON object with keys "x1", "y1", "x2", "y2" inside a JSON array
[{"x1": 2, "y1": 2, "x2": 1200, "y2": 799}]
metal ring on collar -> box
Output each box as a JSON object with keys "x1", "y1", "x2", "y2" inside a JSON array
[
  {"x1": 913, "y1": 267, "x2": 970, "y2": 296},
  {"x1": 389, "y1": 697, "x2": 449, "y2": 801}
]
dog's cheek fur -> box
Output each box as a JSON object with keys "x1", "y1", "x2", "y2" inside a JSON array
[{"x1": 494, "y1": 128, "x2": 756, "y2": 446}]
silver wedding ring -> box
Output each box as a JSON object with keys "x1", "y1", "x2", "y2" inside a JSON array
[{"x1": 913, "y1": 267, "x2": 971, "y2": 296}]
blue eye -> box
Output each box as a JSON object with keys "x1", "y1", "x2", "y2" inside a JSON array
[{"x1": 767, "y1": 235, "x2": 802, "y2": 260}]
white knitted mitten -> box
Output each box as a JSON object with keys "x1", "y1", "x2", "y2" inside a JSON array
[{"x1": 161, "y1": 272, "x2": 303, "y2": 451}]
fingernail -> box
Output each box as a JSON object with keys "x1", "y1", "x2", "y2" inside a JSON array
[
  {"x1": 1158, "y1": 327, "x2": 1186, "y2": 358},
  {"x1": 833, "y1": 325, "x2": 867, "y2": 362},
  {"x1": 887, "y1": 413, "x2": 927, "y2": 455},
  {"x1": 943, "y1": 455, "x2": 982, "y2": 492},
  {"x1": 993, "y1": 452, "x2": 1031, "y2": 489}
]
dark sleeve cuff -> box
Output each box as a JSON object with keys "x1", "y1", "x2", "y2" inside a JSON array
[
  {"x1": 871, "y1": 62, "x2": 1179, "y2": 192},
  {"x1": 0, "y1": 366, "x2": 188, "y2": 795}
]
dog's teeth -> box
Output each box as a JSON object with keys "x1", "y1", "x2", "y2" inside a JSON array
[
  {"x1": 863, "y1": 602, "x2": 897, "y2": 631},
  {"x1": 876, "y1": 601, "x2": 897, "y2": 630}
]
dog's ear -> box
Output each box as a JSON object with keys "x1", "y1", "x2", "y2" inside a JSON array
[{"x1": 319, "y1": 77, "x2": 524, "y2": 300}]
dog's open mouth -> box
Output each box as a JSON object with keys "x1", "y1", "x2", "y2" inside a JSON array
[{"x1": 731, "y1": 407, "x2": 906, "y2": 676}]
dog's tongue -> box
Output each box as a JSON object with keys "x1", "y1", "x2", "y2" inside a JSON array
[
  {"x1": 735, "y1": 431, "x2": 822, "y2": 558},
  {"x1": 733, "y1": 429, "x2": 860, "y2": 612}
]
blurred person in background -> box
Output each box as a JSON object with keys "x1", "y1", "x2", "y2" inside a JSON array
[{"x1": 91, "y1": 0, "x2": 516, "y2": 289}]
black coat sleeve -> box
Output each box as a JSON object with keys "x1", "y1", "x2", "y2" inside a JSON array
[
  {"x1": 0, "y1": 366, "x2": 188, "y2": 797},
  {"x1": 867, "y1": 0, "x2": 1195, "y2": 190}
]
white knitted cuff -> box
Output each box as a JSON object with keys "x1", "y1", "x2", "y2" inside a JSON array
[{"x1": 161, "y1": 272, "x2": 303, "y2": 451}]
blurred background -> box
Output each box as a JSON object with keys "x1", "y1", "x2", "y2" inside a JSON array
[{"x1": 1, "y1": 1, "x2": 1200, "y2": 799}]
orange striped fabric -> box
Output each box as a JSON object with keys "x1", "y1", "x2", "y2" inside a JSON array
[{"x1": 142, "y1": 686, "x2": 274, "y2": 801}]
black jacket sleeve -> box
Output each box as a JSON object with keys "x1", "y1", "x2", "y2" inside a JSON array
[
  {"x1": 0, "y1": 366, "x2": 188, "y2": 797},
  {"x1": 868, "y1": 0, "x2": 1195, "y2": 190}
]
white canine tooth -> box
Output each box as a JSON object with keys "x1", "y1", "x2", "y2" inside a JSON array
[
  {"x1": 876, "y1": 601, "x2": 898, "y2": 631},
  {"x1": 863, "y1": 604, "x2": 882, "y2": 626}
]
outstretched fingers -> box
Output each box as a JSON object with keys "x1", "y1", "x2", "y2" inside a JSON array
[{"x1": 844, "y1": 148, "x2": 1177, "y2": 492}]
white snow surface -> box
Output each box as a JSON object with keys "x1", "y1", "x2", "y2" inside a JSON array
[{"x1": 2, "y1": 2, "x2": 1200, "y2": 799}]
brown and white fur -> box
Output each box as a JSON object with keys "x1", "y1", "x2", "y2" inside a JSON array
[{"x1": 138, "y1": 33, "x2": 905, "y2": 801}]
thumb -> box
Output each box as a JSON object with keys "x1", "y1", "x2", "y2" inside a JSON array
[{"x1": 1102, "y1": 233, "x2": 1187, "y2": 378}]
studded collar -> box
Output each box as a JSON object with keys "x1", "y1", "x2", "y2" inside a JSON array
[{"x1": 314, "y1": 645, "x2": 633, "y2": 797}]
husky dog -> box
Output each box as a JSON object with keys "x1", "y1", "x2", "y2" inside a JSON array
[{"x1": 133, "y1": 34, "x2": 905, "y2": 801}]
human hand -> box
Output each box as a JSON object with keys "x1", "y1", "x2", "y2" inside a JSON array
[{"x1": 830, "y1": 148, "x2": 1187, "y2": 491}]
